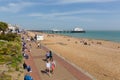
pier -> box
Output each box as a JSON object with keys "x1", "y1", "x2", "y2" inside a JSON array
[{"x1": 29, "y1": 30, "x2": 85, "y2": 33}]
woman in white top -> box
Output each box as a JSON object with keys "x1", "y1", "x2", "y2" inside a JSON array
[{"x1": 46, "y1": 60, "x2": 51, "y2": 76}]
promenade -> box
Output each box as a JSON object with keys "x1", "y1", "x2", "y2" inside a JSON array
[{"x1": 23, "y1": 33, "x2": 93, "y2": 80}]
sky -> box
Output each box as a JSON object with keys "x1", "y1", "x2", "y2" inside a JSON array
[{"x1": 0, "y1": 0, "x2": 120, "y2": 30}]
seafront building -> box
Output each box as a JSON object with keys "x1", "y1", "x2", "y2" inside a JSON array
[{"x1": 8, "y1": 24, "x2": 20, "y2": 33}]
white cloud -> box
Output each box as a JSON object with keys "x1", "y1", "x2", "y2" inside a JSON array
[
  {"x1": 25, "y1": 0, "x2": 118, "y2": 6},
  {"x1": 0, "y1": 2, "x2": 34, "y2": 13},
  {"x1": 28, "y1": 10, "x2": 109, "y2": 17},
  {"x1": 57, "y1": 0, "x2": 118, "y2": 4},
  {"x1": 56, "y1": 16, "x2": 95, "y2": 22},
  {"x1": 28, "y1": 9, "x2": 109, "y2": 22}
]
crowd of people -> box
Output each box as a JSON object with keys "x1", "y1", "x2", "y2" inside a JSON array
[
  {"x1": 22, "y1": 36, "x2": 33, "y2": 80},
  {"x1": 21, "y1": 32, "x2": 57, "y2": 80},
  {"x1": 45, "y1": 50, "x2": 56, "y2": 76}
]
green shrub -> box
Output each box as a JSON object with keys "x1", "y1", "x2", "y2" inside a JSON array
[
  {"x1": 0, "y1": 32, "x2": 23, "y2": 79},
  {"x1": 0, "y1": 33, "x2": 23, "y2": 68},
  {"x1": 0, "y1": 33, "x2": 20, "y2": 41}
]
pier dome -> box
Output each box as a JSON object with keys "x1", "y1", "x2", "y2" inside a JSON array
[{"x1": 73, "y1": 27, "x2": 83, "y2": 31}]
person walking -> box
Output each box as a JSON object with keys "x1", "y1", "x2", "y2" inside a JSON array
[
  {"x1": 50, "y1": 59, "x2": 56, "y2": 74},
  {"x1": 45, "y1": 51, "x2": 50, "y2": 61},
  {"x1": 49, "y1": 50, "x2": 53, "y2": 61},
  {"x1": 27, "y1": 65, "x2": 32, "y2": 72},
  {"x1": 46, "y1": 60, "x2": 51, "y2": 76},
  {"x1": 23, "y1": 62, "x2": 27, "y2": 69},
  {"x1": 24, "y1": 73, "x2": 33, "y2": 80}
]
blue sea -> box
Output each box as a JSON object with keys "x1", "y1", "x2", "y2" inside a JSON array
[{"x1": 55, "y1": 31, "x2": 120, "y2": 42}]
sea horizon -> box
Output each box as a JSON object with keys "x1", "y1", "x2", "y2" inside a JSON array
[
  {"x1": 56, "y1": 30, "x2": 120, "y2": 42},
  {"x1": 30, "y1": 30, "x2": 120, "y2": 42}
]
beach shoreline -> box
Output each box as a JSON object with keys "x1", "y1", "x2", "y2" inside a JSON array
[{"x1": 27, "y1": 31, "x2": 120, "y2": 80}]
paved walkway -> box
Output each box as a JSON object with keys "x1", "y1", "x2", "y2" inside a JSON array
[{"x1": 23, "y1": 34, "x2": 93, "y2": 80}]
